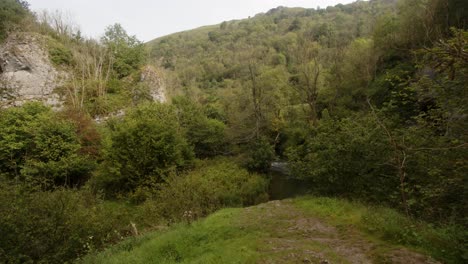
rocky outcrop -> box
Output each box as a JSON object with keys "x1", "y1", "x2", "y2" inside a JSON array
[
  {"x1": 0, "y1": 33, "x2": 65, "y2": 108},
  {"x1": 140, "y1": 65, "x2": 167, "y2": 103}
]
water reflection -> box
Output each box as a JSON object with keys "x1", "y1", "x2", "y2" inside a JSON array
[{"x1": 268, "y1": 162, "x2": 312, "y2": 200}]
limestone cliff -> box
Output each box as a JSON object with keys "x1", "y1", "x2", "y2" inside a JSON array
[
  {"x1": 0, "y1": 33, "x2": 167, "y2": 111},
  {"x1": 0, "y1": 33, "x2": 66, "y2": 108}
]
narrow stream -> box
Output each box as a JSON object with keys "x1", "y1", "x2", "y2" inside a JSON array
[{"x1": 268, "y1": 162, "x2": 312, "y2": 200}]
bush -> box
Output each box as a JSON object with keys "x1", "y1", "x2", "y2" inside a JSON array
[
  {"x1": 101, "y1": 24, "x2": 145, "y2": 79},
  {"x1": 0, "y1": 0, "x2": 30, "y2": 42},
  {"x1": 93, "y1": 103, "x2": 194, "y2": 197},
  {"x1": 0, "y1": 182, "x2": 136, "y2": 263},
  {"x1": 172, "y1": 96, "x2": 227, "y2": 158},
  {"x1": 287, "y1": 111, "x2": 467, "y2": 223},
  {"x1": 185, "y1": 118, "x2": 226, "y2": 157},
  {"x1": 47, "y1": 37, "x2": 74, "y2": 66},
  {"x1": 286, "y1": 115, "x2": 396, "y2": 200},
  {"x1": 245, "y1": 137, "x2": 275, "y2": 172},
  {"x1": 152, "y1": 159, "x2": 269, "y2": 222},
  {"x1": 0, "y1": 103, "x2": 96, "y2": 189}
]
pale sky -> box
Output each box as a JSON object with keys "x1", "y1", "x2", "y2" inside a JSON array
[{"x1": 27, "y1": 0, "x2": 355, "y2": 42}]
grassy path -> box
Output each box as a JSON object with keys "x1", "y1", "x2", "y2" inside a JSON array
[
  {"x1": 81, "y1": 198, "x2": 444, "y2": 264},
  {"x1": 240, "y1": 200, "x2": 438, "y2": 264}
]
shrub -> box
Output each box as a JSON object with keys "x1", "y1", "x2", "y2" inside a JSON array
[
  {"x1": 287, "y1": 112, "x2": 467, "y2": 223},
  {"x1": 0, "y1": 102, "x2": 95, "y2": 189},
  {"x1": 245, "y1": 137, "x2": 275, "y2": 172},
  {"x1": 152, "y1": 158, "x2": 269, "y2": 222},
  {"x1": 286, "y1": 115, "x2": 396, "y2": 200},
  {"x1": 185, "y1": 118, "x2": 226, "y2": 157},
  {"x1": 47, "y1": 37, "x2": 74, "y2": 66},
  {"x1": 0, "y1": 0, "x2": 30, "y2": 42},
  {"x1": 101, "y1": 23, "x2": 145, "y2": 79},
  {"x1": 172, "y1": 96, "x2": 227, "y2": 158},
  {"x1": 92, "y1": 103, "x2": 194, "y2": 197},
  {"x1": 0, "y1": 182, "x2": 135, "y2": 263}
]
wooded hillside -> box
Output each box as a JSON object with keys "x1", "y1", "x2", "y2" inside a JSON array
[
  {"x1": 148, "y1": 0, "x2": 467, "y2": 223},
  {"x1": 0, "y1": 0, "x2": 466, "y2": 263}
]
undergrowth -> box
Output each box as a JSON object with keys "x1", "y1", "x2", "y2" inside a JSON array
[{"x1": 79, "y1": 209, "x2": 261, "y2": 264}]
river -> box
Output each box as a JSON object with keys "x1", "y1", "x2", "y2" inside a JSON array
[{"x1": 268, "y1": 162, "x2": 312, "y2": 200}]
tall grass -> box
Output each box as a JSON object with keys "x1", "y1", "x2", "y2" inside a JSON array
[{"x1": 79, "y1": 209, "x2": 261, "y2": 264}]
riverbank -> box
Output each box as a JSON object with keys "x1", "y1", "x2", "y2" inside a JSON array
[{"x1": 80, "y1": 196, "x2": 464, "y2": 263}]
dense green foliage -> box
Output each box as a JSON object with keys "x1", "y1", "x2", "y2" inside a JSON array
[
  {"x1": 153, "y1": 159, "x2": 269, "y2": 222},
  {"x1": 0, "y1": 0, "x2": 466, "y2": 262},
  {"x1": 244, "y1": 137, "x2": 275, "y2": 172},
  {"x1": 0, "y1": 0, "x2": 30, "y2": 42},
  {"x1": 101, "y1": 23, "x2": 146, "y2": 79},
  {"x1": 285, "y1": 29, "x2": 468, "y2": 222},
  {"x1": 172, "y1": 96, "x2": 227, "y2": 157},
  {"x1": 287, "y1": 115, "x2": 394, "y2": 198},
  {"x1": 0, "y1": 183, "x2": 137, "y2": 263},
  {"x1": 148, "y1": 0, "x2": 467, "y2": 224},
  {"x1": 93, "y1": 103, "x2": 194, "y2": 198},
  {"x1": 47, "y1": 37, "x2": 74, "y2": 66},
  {"x1": 0, "y1": 103, "x2": 95, "y2": 189},
  {"x1": 0, "y1": 104, "x2": 265, "y2": 262}
]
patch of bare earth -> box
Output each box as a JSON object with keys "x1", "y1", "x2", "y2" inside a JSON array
[{"x1": 241, "y1": 200, "x2": 440, "y2": 264}]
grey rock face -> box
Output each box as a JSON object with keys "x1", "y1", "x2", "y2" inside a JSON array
[
  {"x1": 0, "y1": 33, "x2": 66, "y2": 108},
  {"x1": 140, "y1": 65, "x2": 167, "y2": 103}
]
